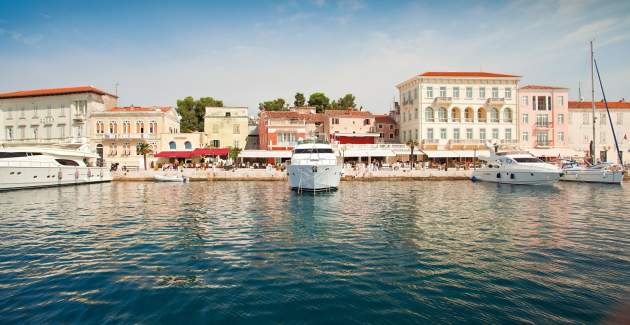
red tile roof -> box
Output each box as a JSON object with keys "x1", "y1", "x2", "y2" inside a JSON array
[
  {"x1": 262, "y1": 110, "x2": 324, "y2": 122},
  {"x1": 108, "y1": 106, "x2": 172, "y2": 113},
  {"x1": 419, "y1": 72, "x2": 520, "y2": 78},
  {"x1": 0, "y1": 86, "x2": 117, "y2": 99},
  {"x1": 568, "y1": 100, "x2": 630, "y2": 109},
  {"x1": 520, "y1": 85, "x2": 568, "y2": 90},
  {"x1": 375, "y1": 114, "x2": 396, "y2": 124},
  {"x1": 324, "y1": 109, "x2": 373, "y2": 117}
]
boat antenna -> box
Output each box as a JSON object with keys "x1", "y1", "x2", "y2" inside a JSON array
[
  {"x1": 594, "y1": 58, "x2": 623, "y2": 165},
  {"x1": 590, "y1": 41, "x2": 596, "y2": 165}
]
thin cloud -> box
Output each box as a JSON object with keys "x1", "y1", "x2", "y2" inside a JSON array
[{"x1": 0, "y1": 27, "x2": 42, "y2": 46}]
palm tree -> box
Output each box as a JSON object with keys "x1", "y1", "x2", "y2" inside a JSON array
[
  {"x1": 406, "y1": 139, "x2": 419, "y2": 168},
  {"x1": 136, "y1": 141, "x2": 153, "y2": 171}
]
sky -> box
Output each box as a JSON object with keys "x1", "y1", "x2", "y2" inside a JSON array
[{"x1": 1, "y1": 0, "x2": 629, "y2": 114}]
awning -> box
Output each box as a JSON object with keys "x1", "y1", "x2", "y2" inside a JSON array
[
  {"x1": 192, "y1": 148, "x2": 229, "y2": 156},
  {"x1": 342, "y1": 149, "x2": 396, "y2": 157},
  {"x1": 239, "y1": 150, "x2": 292, "y2": 158},
  {"x1": 529, "y1": 148, "x2": 585, "y2": 158},
  {"x1": 154, "y1": 151, "x2": 193, "y2": 158},
  {"x1": 333, "y1": 133, "x2": 380, "y2": 137},
  {"x1": 421, "y1": 150, "x2": 490, "y2": 158}
]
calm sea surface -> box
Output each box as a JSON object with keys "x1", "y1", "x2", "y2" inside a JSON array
[{"x1": 0, "y1": 181, "x2": 629, "y2": 324}]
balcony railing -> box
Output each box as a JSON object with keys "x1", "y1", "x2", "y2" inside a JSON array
[
  {"x1": 487, "y1": 98, "x2": 505, "y2": 106},
  {"x1": 434, "y1": 97, "x2": 452, "y2": 105},
  {"x1": 536, "y1": 141, "x2": 551, "y2": 147},
  {"x1": 95, "y1": 133, "x2": 159, "y2": 139},
  {"x1": 535, "y1": 122, "x2": 553, "y2": 129}
]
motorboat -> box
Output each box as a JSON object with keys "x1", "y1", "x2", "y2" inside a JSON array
[
  {"x1": 0, "y1": 145, "x2": 112, "y2": 191},
  {"x1": 287, "y1": 141, "x2": 342, "y2": 192},
  {"x1": 560, "y1": 161, "x2": 624, "y2": 184},
  {"x1": 154, "y1": 174, "x2": 188, "y2": 182},
  {"x1": 472, "y1": 145, "x2": 563, "y2": 185}
]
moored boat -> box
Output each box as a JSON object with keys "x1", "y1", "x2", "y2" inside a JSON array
[
  {"x1": 154, "y1": 174, "x2": 187, "y2": 182},
  {"x1": 287, "y1": 142, "x2": 342, "y2": 192},
  {"x1": 472, "y1": 146, "x2": 563, "y2": 185},
  {"x1": 560, "y1": 161, "x2": 624, "y2": 184}
]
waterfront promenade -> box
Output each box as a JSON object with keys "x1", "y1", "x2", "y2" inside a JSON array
[{"x1": 114, "y1": 168, "x2": 472, "y2": 181}]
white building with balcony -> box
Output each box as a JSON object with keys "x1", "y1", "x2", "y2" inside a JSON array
[{"x1": 396, "y1": 72, "x2": 520, "y2": 160}]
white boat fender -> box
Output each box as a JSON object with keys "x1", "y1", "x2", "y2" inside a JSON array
[{"x1": 58, "y1": 170, "x2": 63, "y2": 180}]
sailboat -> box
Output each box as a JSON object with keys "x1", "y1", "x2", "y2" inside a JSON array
[{"x1": 560, "y1": 41, "x2": 625, "y2": 184}]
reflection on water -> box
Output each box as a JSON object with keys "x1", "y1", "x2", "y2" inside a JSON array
[{"x1": 0, "y1": 181, "x2": 629, "y2": 323}]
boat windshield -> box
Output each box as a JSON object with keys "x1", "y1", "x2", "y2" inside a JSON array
[
  {"x1": 513, "y1": 157, "x2": 544, "y2": 163},
  {"x1": 294, "y1": 148, "x2": 334, "y2": 154}
]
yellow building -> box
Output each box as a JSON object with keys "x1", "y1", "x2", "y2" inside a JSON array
[
  {"x1": 204, "y1": 106, "x2": 248, "y2": 149},
  {"x1": 90, "y1": 106, "x2": 180, "y2": 169}
]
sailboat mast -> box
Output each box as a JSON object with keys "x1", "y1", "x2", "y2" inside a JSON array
[{"x1": 590, "y1": 41, "x2": 596, "y2": 164}]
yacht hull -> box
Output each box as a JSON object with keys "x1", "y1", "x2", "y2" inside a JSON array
[
  {"x1": 560, "y1": 169, "x2": 624, "y2": 184},
  {"x1": 0, "y1": 166, "x2": 112, "y2": 191},
  {"x1": 288, "y1": 164, "x2": 342, "y2": 191},
  {"x1": 472, "y1": 169, "x2": 562, "y2": 186}
]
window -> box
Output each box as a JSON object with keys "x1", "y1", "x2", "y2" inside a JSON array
[
  {"x1": 617, "y1": 112, "x2": 623, "y2": 125},
  {"x1": 5, "y1": 127, "x2": 13, "y2": 140},
  {"x1": 439, "y1": 87, "x2": 446, "y2": 97},
  {"x1": 522, "y1": 131, "x2": 529, "y2": 142},
  {"x1": 536, "y1": 114, "x2": 549, "y2": 127},
  {"x1": 58, "y1": 125, "x2": 65, "y2": 138},
  {"x1": 557, "y1": 96, "x2": 564, "y2": 106},
  {"x1": 426, "y1": 87, "x2": 433, "y2": 98},
  {"x1": 502, "y1": 108, "x2": 513, "y2": 123},
  {"x1": 184, "y1": 141, "x2": 192, "y2": 150},
  {"x1": 363, "y1": 119, "x2": 371, "y2": 125},
  {"x1": 490, "y1": 108, "x2": 499, "y2": 123},
  {"x1": 32, "y1": 126, "x2": 39, "y2": 139},
  {"x1": 136, "y1": 121, "x2": 145, "y2": 134},
  {"x1": 169, "y1": 141, "x2": 176, "y2": 149},
  {"x1": 58, "y1": 105, "x2": 66, "y2": 117},
  {"x1": 466, "y1": 128, "x2": 473, "y2": 140},
  {"x1": 438, "y1": 107, "x2": 447, "y2": 122},
  {"x1": 582, "y1": 112, "x2": 589, "y2": 125},
  {"x1": 505, "y1": 128, "x2": 512, "y2": 140},
  {"x1": 332, "y1": 118, "x2": 339, "y2": 125},
  {"x1": 479, "y1": 128, "x2": 486, "y2": 140},
  {"x1": 225, "y1": 112, "x2": 231, "y2": 117},
  {"x1": 536, "y1": 96, "x2": 546, "y2": 110},
  {"x1": 33, "y1": 105, "x2": 39, "y2": 118},
  {"x1": 425, "y1": 107, "x2": 434, "y2": 122},
  {"x1": 415, "y1": 129, "x2": 419, "y2": 140},
  {"x1": 466, "y1": 87, "x2": 473, "y2": 99},
  {"x1": 47, "y1": 105, "x2": 52, "y2": 117},
  {"x1": 492, "y1": 87, "x2": 499, "y2": 98},
  {"x1": 453, "y1": 87, "x2": 460, "y2": 99},
  {"x1": 537, "y1": 132, "x2": 549, "y2": 146},
  {"x1": 212, "y1": 140, "x2": 220, "y2": 147},
  {"x1": 109, "y1": 121, "x2": 117, "y2": 134},
  {"x1": 233, "y1": 124, "x2": 240, "y2": 134},
  {"x1": 505, "y1": 87, "x2": 512, "y2": 99},
  {"x1": 414, "y1": 108, "x2": 419, "y2": 119},
  {"x1": 557, "y1": 114, "x2": 564, "y2": 124},
  {"x1": 492, "y1": 128, "x2": 499, "y2": 139},
  {"x1": 378, "y1": 124, "x2": 383, "y2": 129},
  {"x1": 453, "y1": 128, "x2": 460, "y2": 140},
  {"x1": 427, "y1": 128, "x2": 434, "y2": 140},
  {"x1": 438, "y1": 128, "x2": 445, "y2": 140},
  {"x1": 558, "y1": 131, "x2": 564, "y2": 142},
  {"x1": 389, "y1": 134, "x2": 393, "y2": 139},
  {"x1": 379, "y1": 132, "x2": 384, "y2": 138},
  {"x1": 479, "y1": 87, "x2": 486, "y2": 99},
  {"x1": 123, "y1": 121, "x2": 131, "y2": 133},
  {"x1": 522, "y1": 96, "x2": 528, "y2": 106},
  {"x1": 414, "y1": 88, "x2": 418, "y2": 99}
]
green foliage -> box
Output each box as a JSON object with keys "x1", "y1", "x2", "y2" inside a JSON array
[
  {"x1": 176, "y1": 96, "x2": 223, "y2": 132},
  {"x1": 307, "y1": 92, "x2": 330, "y2": 113},
  {"x1": 330, "y1": 94, "x2": 357, "y2": 110},
  {"x1": 136, "y1": 141, "x2": 153, "y2": 171},
  {"x1": 229, "y1": 147, "x2": 242, "y2": 161},
  {"x1": 294, "y1": 92, "x2": 306, "y2": 107},
  {"x1": 406, "y1": 139, "x2": 419, "y2": 168},
  {"x1": 258, "y1": 98, "x2": 287, "y2": 111}
]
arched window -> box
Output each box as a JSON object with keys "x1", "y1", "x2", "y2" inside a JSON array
[
  {"x1": 109, "y1": 121, "x2": 117, "y2": 134},
  {"x1": 169, "y1": 141, "x2": 176, "y2": 150},
  {"x1": 425, "y1": 107, "x2": 434, "y2": 122},
  {"x1": 464, "y1": 107, "x2": 474, "y2": 122},
  {"x1": 490, "y1": 108, "x2": 499, "y2": 123},
  {"x1": 184, "y1": 141, "x2": 192, "y2": 150},
  {"x1": 149, "y1": 121, "x2": 157, "y2": 134},
  {"x1": 502, "y1": 107, "x2": 513, "y2": 123},
  {"x1": 451, "y1": 107, "x2": 461, "y2": 122},
  {"x1": 477, "y1": 107, "x2": 487, "y2": 123},
  {"x1": 438, "y1": 107, "x2": 448, "y2": 122},
  {"x1": 136, "y1": 121, "x2": 145, "y2": 134},
  {"x1": 123, "y1": 121, "x2": 130, "y2": 134}
]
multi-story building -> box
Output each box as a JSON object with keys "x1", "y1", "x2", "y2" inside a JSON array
[
  {"x1": 323, "y1": 110, "x2": 379, "y2": 144},
  {"x1": 90, "y1": 106, "x2": 180, "y2": 168},
  {"x1": 517, "y1": 85, "x2": 569, "y2": 151},
  {"x1": 396, "y1": 72, "x2": 520, "y2": 157},
  {"x1": 0, "y1": 86, "x2": 118, "y2": 153},
  {"x1": 374, "y1": 114, "x2": 399, "y2": 143},
  {"x1": 258, "y1": 108, "x2": 324, "y2": 150},
  {"x1": 567, "y1": 100, "x2": 630, "y2": 163},
  {"x1": 204, "y1": 106, "x2": 249, "y2": 149}
]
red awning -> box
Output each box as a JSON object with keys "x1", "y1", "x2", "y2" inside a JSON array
[
  {"x1": 154, "y1": 151, "x2": 194, "y2": 158},
  {"x1": 192, "y1": 148, "x2": 229, "y2": 156}
]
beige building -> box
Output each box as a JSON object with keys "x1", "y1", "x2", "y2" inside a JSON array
[
  {"x1": 90, "y1": 106, "x2": 180, "y2": 168},
  {"x1": 160, "y1": 132, "x2": 204, "y2": 152},
  {"x1": 0, "y1": 86, "x2": 118, "y2": 155},
  {"x1": 204, "y1": 106, "x2": 248, "y2": 149}
]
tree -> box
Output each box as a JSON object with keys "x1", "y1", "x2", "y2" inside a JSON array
[
  {"x1": 176, "y1": 96, "x2": 223, "y2": 132},
  {"x1": 308, "y1": 92, "x2": 330, "y2": 113},
  {"x1": 406, "y1": 139, "x2": 419, "y2": 168},
  {"x1": 258, "y1": 98, "x2": 287, "y2": 111},
  {"x1": 136, "y1": 141, "x2": 153, "y2": 171},
  {"x1": 294, "y1": 92, "x2": 306, "y2": 107},
  {"x1": 330, "y1": 93, "x2": 357, "y2": 110},
  {"x1": 229, "y1": 147, "x2": 242, "y2": 169}
]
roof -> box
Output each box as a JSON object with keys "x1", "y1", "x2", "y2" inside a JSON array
[
  {"x1": 520, "y1": 85, "x2": 568, "y2": 90},
  {"x1": 568, "y1": 100, "x2": 630, "y2": 109},
  {"x1": 0, "y1": 86, "x2": 117, "y2": 99},
  {"x1": 375, "y1": 114, "x2": 396, "y2": 124},
  {"x1": 262, "y1": 110, "x2": 324, "y2": 122},
  {"x1": 419, "y1": 72, "x2": 520, "y2": 78},
  {"x1": 107, "y1": 106, "x2": 172, "y2": 113},
  {"x1": 324, "y1": 109, "x2": 373, "y2": 117}
]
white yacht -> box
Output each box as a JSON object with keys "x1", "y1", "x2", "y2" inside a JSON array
[
  {"x1": 287, "y1": 142, "x2": 342, "y2": 192},
  {"x1": 472, "y1": 149, "x2": 563, "y2": 186},
  {"x1": 560, "y1": 161, "x2": 624, "y2": 184},
  {"x1": 0, "y1": 146, "x2": 112, "y2": 191}
]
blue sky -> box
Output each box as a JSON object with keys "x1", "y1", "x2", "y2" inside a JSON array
[{"x1": 1, "y1": 0, "x2": 629, "y2": 113}]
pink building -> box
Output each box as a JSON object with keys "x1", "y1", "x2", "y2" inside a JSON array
[{"x1": 518, "y1": 85, "x2": 569, "y2": 150}]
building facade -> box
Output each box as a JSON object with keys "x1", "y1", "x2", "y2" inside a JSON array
[
  {"x1": 567, "y1": 100, "x2": 630, "y2": 163},
  {"x1": 204, "y1": 106, "x2": 249, "y2": 149},
  {"x1": 374, "y1": 114, "x2": 399, "y2": 143},
  {"x1": 0, "y1": 86, "x2": 118, "y2": 151},
  {"x1": 517, "y1": 85, "x2": 569, "y2": 150},
  {"x1": 323, "y1": 110, "x2": 379, "y2": 144},
  {"x1": 396, "y1": 72, "x2": 520, "y2": 154},
  {"x1": 258, "y1": 108, "x2": 324, "y2": 150},
  {"x1": 90, "y1": 106, "x2": 180, "y2": 168}
]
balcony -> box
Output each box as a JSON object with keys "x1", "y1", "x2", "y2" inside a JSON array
[
  {"x1": 434, "y1": 97, "x2": 452, "y2": 105},
  {"x1": 487, "y1": 98, "x2": 505, "y2": 106},
  {"x1": 536, "y1": 140, "x2": 551, "y2": 148},
  {"x1": 535, "y1": 122, "x2": 553, "y2": 129},
  {"x1": 73, "y1": 113, "x2": 86, "y2": 122}
]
